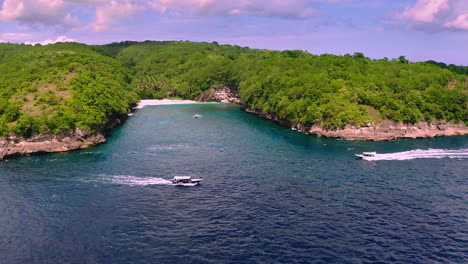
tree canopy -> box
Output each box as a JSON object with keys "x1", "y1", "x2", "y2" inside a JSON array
[
  {"x1": 0, "y1": 42, "x2": 137, "y2": 137},
  {"x1": 103, "y1": 41, "x2": 468, "y2": 129},
  {"x1": 0, "y1": 40, "x2": 466, "y2": 137}
]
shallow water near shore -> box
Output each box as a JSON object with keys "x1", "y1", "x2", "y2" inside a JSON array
[{"x1": 1, "y1": 104, "x2": 467, "y2": 264}]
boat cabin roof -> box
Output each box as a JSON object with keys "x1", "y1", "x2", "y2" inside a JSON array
[{"x1": 174, "y1": 176, "x2": 192, "y2": 180}]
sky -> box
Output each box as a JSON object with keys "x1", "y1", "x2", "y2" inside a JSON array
[{"x1": 0, "y1": 0, "x2": 467, "y2": 65}]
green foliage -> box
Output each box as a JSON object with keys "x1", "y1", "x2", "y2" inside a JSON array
[
  {"x1": 0, "y1": 40, "x2": 466, "y2": 137},
  {"x1": 0, "y1": 99, "x2": 20, "y2": 122},
  {"x1": 0, "y1": 42, "x2": 138, "y2": 137},
  {"x1": 0, "y1": 119, "x2": 9, "y2": 137},
  {"x1": 107, "y1": 41, "x2": 466, "y2": 128},
  {"x1": 398, "y1": 56, "x2": 409, "y2": 64},
  {"x1": 13, "y1": 115, "x2": 44, "y2": 137},
  {"x1": 425, "y1": 60, "x2": 468, "y2": 75}
]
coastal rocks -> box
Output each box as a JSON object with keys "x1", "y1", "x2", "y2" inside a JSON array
[
  {"x1": 196, "y1": 84, "x2": 242, "y2": 104},
  {"x1": 0, "y1": 112, "x2": 129, "y2": 161},
  {"x1": 0, "y1": 128, "x2": 106, "y2": 160},
  {"x1": 245, "y1": 108, "x2": 468, "y2": 141}
]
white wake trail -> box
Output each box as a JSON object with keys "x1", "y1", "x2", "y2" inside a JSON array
[
  {"x1": 360, "y1": 149, "x2": 468, "y2": 161},
  {"x1": 94, "y1": 174, "x2": 173, "y2": 186}
]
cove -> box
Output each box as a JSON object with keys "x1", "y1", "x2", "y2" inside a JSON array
[{"x1": 0, "y1": 103, "x2": 467, "y2": 264}]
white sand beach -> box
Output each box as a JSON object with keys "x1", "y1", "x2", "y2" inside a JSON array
[{"x1": 134, "y1": 99, "x2": 198, "y2": 109}]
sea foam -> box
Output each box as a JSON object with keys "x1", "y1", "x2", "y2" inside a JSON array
[
  {"x1": 359, "y1": 148, "x2": 468, "y2": 161},
  {"x1": 94, "y1": 174, "x2": 173, "y2": 186}
]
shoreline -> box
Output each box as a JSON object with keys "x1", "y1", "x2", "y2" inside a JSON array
[
  {"x1": 0, "y1": 99, "x2": 203, "y2": 160},
  {"x1": 244, "y1": 108, "x2": 468, "y2": 141},
  {"x1": 0, "y1": 112, "x2": 128, "y2": 161},
  {"x1": 2, "y1": 99, "x2": 467, "y2": 160},
  {"x1": 0, "y1": 128, "x2": 107, "y2": 161},
  {"x1": 134, "y1": 99, "x2": 199, "y2": 109}
]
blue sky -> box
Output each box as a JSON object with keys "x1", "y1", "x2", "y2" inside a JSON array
[{"x1": 0, "y1": 0, "x2": 467, "y2": 65}]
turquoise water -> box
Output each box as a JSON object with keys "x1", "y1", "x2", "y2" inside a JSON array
[{"x1": 0, "y1": 104, "x2": 467, "y2": 263}]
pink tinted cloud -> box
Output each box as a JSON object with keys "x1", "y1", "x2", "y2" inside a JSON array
[
  {"x1": 0, "y1": 0, "x2": 77, "y2": 28},
  {"x1": 397, "y1": 0, "x2": 468, "y2": 31},
  {"x1": 0, "y1": 0, "x2": 348, "y2": 33},
  {"x1": 90, "y1": 0, "x2": 143, "y2": 32},
  {"x1": 150, "y1": 0, "x2": 317, "y2": 19},
  {"x1": 445, "y1": 13, "x2": 468, "y2": 29},
  {"x1": 0, "y1": 31, "x2": 31, "y2": 43},
  {"x1": 400, "y1": 0, "x2": 449, "y2": 22},
  {"x1": 0, "y1": 0, "x2": 25, "y2": 21}
]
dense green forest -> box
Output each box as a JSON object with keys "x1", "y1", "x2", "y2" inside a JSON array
[
  {"x1": 0, "y1": 40, "x2": 466, "y2": 137},
  {"x1": 0, "y1": 42, "x2": 137, "y2": 137},
  {"x1": 102, "y1": 41, "x2": 467, "y2": 129}
]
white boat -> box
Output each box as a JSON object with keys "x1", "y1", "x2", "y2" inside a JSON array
[
  {"x1": 193, "y1": 114, "x2": 203, "y2": 119},
  {"x1": 172, "y1": 176, "x2": 202, "y2": 186},
  {"x1": 355, "y1": 152, "x2": 377, "y2": 159}
]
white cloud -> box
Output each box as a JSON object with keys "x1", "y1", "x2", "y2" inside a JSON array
[{"x1": 24, "y1": 35, "x2": 76, "y2": 45}]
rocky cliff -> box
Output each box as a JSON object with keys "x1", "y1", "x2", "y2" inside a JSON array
[
  {"x1": 0, "y1": 113, "x2": 128, "y2": 160},
  {"x1": 245, "y1": 108, "x2": 468, "y2": 141},
  {"x1": 0, "y1": 128, "x2": 105, "y2": 160},
  {"x1": 196, "y1": 84, "x2": 242, "y2": 104}
]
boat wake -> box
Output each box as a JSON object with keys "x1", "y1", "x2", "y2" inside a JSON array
[
  {"x1": 146, "y1": 143, "x2": 193, "y2": 152},
  {"x1": 359, "y1": 149, "x2": 468, "y2": 161},
  {"x1": 91, "y1": 174, "x2": 173, "y2": 186}
]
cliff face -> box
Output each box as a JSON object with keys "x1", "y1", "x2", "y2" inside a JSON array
[
  {"x1": 245, "y1": 108, "x2": 468, "y2": 141},
  {"x1": 0, "y1": 128, "x2": 105, "y2": 160},
  {"x1": 196, "y1": 84, "x2": 242, "y2": 104},
  {"x1": 0, "y1": 113, "x2": 127, "y2": 160}
]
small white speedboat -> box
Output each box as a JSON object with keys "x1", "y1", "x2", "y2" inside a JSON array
[
  {"x1": 355, "y1": 152, "x2": 377, "y2": 159},
  {"x1": 193, "y1": 114, "x2": 203, "y2": 119},
  {"x1": 172, "y1": 176, "x2": 202, "y2": 186}
]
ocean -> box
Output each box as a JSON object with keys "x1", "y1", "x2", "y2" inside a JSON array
[{"x1": 1, "y1": 103, "x2": 467, "y2": 263}]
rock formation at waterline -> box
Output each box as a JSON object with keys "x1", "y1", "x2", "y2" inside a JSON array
[
  {"x1": 245, "y1": 108, "x2": 468, "y2": 141},
  {"x1": 196, "y1": 84, "x2": 467, "y2": 141},
  {"x1": 0, "y1": 128, "x2": 105, "y2": 160},
  {"x1": 0, "y1": 114, "x2": 128, "y2": 161},
  {"x1": 196, "y1": 84, "x2": 242, "y2": 104}
]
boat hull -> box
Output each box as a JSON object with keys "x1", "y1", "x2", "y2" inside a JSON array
[
  {"x1": 172, "y1": 182, "x2": 199, "y2": 186},
  {"x1": 171, "y1": 180, "x2": 201, "y2": 186},
  {"x1": 355, "y1": 152, "x2": 377, "y2": 159}
]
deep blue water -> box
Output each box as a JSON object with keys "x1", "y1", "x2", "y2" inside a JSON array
[{"x1": 0, "y1": 104, "x2": 467, "y2": 264}]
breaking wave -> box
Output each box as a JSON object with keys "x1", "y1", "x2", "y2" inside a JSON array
[{"x1": 358, "y1": 148, "x2": 468, "y2": 161}]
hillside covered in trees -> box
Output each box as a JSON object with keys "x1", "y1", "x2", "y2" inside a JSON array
[
  {"x1": 103, "y1": 41, "x2": 467, "y2": 129},
  {"x1": 0, "y1": 42, "x2": 137, "y2": 137},
  {"x1": 0, "y1": 40, "x2": 467, "y2": 138}
]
